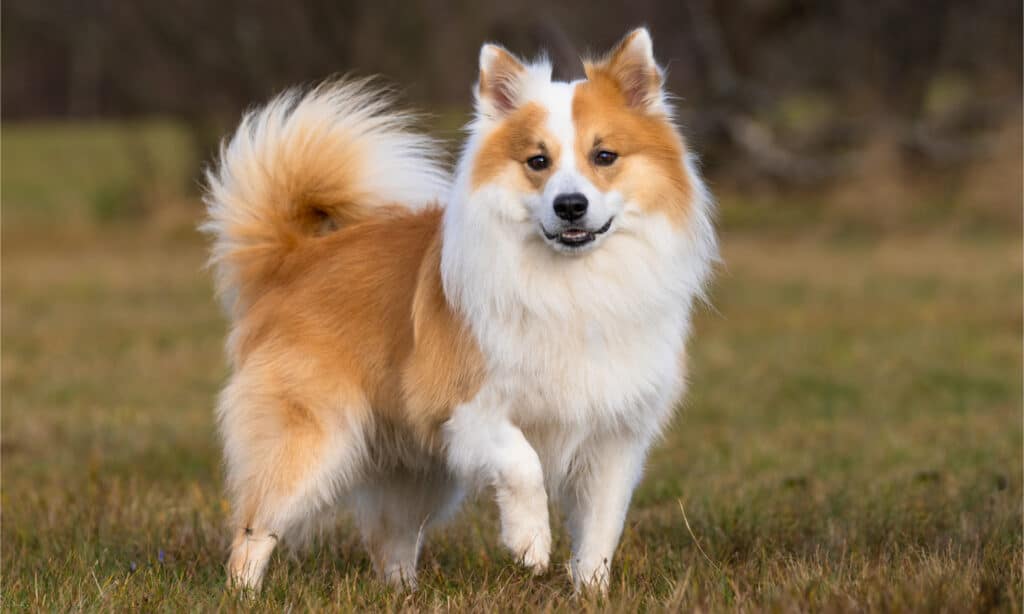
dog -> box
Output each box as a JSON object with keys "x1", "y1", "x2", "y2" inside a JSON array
[{"x1": 202, "y1": 27, "x2": 716, "y2": 592}]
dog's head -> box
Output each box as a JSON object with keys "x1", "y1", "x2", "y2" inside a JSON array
[{"x1": 464, "y1": 28, "x2": 696, "y2": 256}]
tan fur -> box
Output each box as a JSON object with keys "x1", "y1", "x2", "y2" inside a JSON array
[
  {"x1": 208, "y1": 133, "x2": 370, "y2": 317},
  {"x1": 220, "y1": 339, "x2": 370, "y2": 534},
  {"x1": 589, "y1": 30, "x2": 664, "y2": 110},
  {"x1": 471, "y1": 102, "x2": 559, "y2": 192},
  {"x1": 216, "y1": 207, "x2": 483, "y2": 589},
  {"x1": 203, "y1": 80, "x2": 448, "y2": 321},
  {"x1": 230, "y1": 207, "x2": 482, "y2": 451},
  {"x1": 575, "y1": 62, "x2": 692, "y2": 226},
  {"x1": 403, "y1": 228, "x2": 486, "y2": 442},
  {"x1": 203, "y1": 81, "x2": 478, "y2": 589}
]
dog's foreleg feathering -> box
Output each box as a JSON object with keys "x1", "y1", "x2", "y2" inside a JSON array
[
  {"x1": 562, "y1": 434, "x2": 651, "y2": 592},
  {"x1": 443, "y1": 391, "x2": 552, "y2": 573}
]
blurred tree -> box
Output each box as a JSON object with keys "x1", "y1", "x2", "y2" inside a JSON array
[{"x1": 2, "y1": 0, "x2": 1020, "y2": 187}]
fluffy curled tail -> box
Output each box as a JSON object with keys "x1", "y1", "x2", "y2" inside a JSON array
[{"x1": 202, "y1": 78, "x2": 449, "y2": 317}]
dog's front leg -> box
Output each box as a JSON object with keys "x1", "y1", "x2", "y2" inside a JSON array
[
  {"x1": 444, "y1": 395, "x2": 551, "y2": 573},
  {"x1": 563, "y1": 434, "x2": 650, "y2": 592}
]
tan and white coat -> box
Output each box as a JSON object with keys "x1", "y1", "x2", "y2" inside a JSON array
[{"x1": 203, "y1": 28, "x2": 716, "y2": 593}]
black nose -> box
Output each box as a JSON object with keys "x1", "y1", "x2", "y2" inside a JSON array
[{"x1": 553, "y1": 193, "x2": 588, "y2": 222}]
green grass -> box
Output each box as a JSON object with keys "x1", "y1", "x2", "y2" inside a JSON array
[
  {"x1": 1, "y1": 122, "x2": 1022, "y2": 611},
  {"x1": 2, "y1": 120, "x2": 197, "y2": 229}
]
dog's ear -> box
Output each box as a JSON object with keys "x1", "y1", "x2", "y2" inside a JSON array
[
  {"x1": 588, "y1": 28, "x2": 665, "y2": 113},
  {"x1": 476, "y1": 44, "x2": 529, "y2": 119}
]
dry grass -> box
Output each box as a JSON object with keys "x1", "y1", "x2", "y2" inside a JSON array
[
  {"x1": 3, "y1": 232, "x2": 1019, "y2": 612},
  {"x1": 1, "y1": 122, "x2": 1021, "y2": 611}
]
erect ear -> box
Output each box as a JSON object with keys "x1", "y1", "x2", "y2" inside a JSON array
[
  {"x1": 476, "y1": 43, "x2": 529, "y2": 119},
  {"x1": 587, "y1": 28, "x2": 665, "y2": 113}
]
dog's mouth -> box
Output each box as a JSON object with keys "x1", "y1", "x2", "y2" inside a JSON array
[{"x1": 541, "y1": 217, "x2": 614, "y2": 248}]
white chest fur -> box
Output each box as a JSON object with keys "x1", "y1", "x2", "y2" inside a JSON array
[
  {"x1": 484, "y1": 293, "x2": 691, "y2": 432},
  {"x1": 443, "y1": 193, "x2": 710, "y2": 433},
  {"x1": 440, "y1": 151, "x2": 716, "y2": 488}
]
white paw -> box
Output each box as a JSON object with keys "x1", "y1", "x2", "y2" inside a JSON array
[
  {"x1": 380, "y1": 564, "x2": 418, "y2": 590},
  {"x1": 572, "y1": 558, "x2": 611, "y2": 593},
  {"x1": 226, "y1": 532, "x2": 277, "y2": 592},
  {"x1": 502, "y1": 518, "x2": 551, "y2": 574}
]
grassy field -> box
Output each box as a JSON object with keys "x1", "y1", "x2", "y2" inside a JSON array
[{"x1": 2, "y1": 122, "x2": 1022, "y2": 611}]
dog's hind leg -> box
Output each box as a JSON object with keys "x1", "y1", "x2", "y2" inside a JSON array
[
  {"x1": 218, "y1": 375, "x2": 370, "y2": 591},
  {"x1": 351, "y1": 467, "x2": 463, "y2": 588}
]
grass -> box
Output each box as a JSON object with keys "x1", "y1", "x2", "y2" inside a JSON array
[
  {"x1": 1, "y1": 121, "x2": 1022, "y2": 611},
  {"x1": 2, "y1": 121, "x2": 196, "y2": 228}
]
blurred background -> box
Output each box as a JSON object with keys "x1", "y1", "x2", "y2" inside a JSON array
[
  {"x1": 3, "y1": 0, "x2": 1021, "y2": 235},
  {"x1": 2, "y1": 1, "x2": 1022, "y2": 610}
]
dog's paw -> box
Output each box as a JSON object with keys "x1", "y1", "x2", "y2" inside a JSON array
[
  {"x1": 226, "y1": 531, "x2": 277, "y2": 593},
  {"x1": 380, "y1": 564, "x2": 418, "y2": 591},
  {"x1": 571, "y1": 557, "x2": 611, "y2": 594},
  {"x1": 502, "y1": 519, "x2": 551, "y2": 574}
]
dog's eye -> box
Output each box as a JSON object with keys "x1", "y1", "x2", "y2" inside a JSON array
[
  {"x1": 526, "y1": 155, "x2": 550, "y2": 171},
  {"x1": 594, "y1": 150, "x2": 618, "y2": 166}
]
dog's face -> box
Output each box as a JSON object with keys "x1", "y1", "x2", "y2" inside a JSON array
[{"x1": 467, "y1": 29, "x2": 694, "y2": 255}]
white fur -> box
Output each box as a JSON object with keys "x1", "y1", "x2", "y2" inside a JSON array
[
  {"x1": 562, "y1": 433, "x2": 650, "y2": 588},
  {"x1": 529, "y1": 81, "x2": 622, "y2": 255},
  {"x1": 441, "y1": 55, "x2": 716, "y2": 591},
  {"x1": 444, "y1": 388, "x2": 552, "y2": 572}
]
